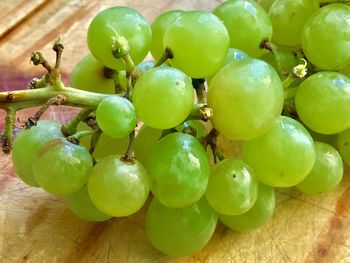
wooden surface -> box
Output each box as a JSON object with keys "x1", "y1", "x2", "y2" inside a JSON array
[{"x1": 0, "y1": 1, "x2": 350, "y2": 262}]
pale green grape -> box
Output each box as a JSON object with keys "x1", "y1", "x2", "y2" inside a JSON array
[
  {"x1": 214, "y1": 0, "x2": 272, "y2": 58},
  {"x1": 296, "y1": 142, "x2": 343, "y2": 195},
  {"x1": 260, "y1": 49, "x2": 298, "y2": 78},
  {"x1": 87, "y1": 7, "x2": 151, "y2": 70},
  {"x1": 295, "y1": 72, "x2": 350, "y2": 134},
  {"x1": 269, "y1": 0, "x2": 319, "y2": 48},
  {"x1": 146, "y1": 197, "x2": 217, "y2": 256},
  {"x1": 176, "y1": 120, "x2": 208, "y2": 138},
  {"x1": 301, "y1": 4, "x2": 350, "y2": 70},
  {"x1": 65, "y1": 185, "x2": 112, "y2": 222},
  {"x1": 306, "y1": 127, "x2": 336, "y2": 147},
  {"x1": 340, "y1": 65, "x2": 350, "y2": 77},
  {"x1": 150, "y1": 10, "x2": 183, "y2": 60},
  {"x1": 88, "y1": 155, "x2": 149, "y2": 217},
  {"x1": 77, "y1": 122, "x2": 129, "y2": 161},
  {"x1": 32, "y1": 138, "x2": 93, "y2": 195},
  {"x1": 12, "y1": 120, "x2": 63, "y2": 187},
  {"x1": 205, "y1": 159, "x2": 258, "y2": 215},
  {"x1": 207, "y1": 58, "x2": 283, "y2": 141},
  {"x1": 96, "y1": 95, "x2": 137, "y2": 138},
  {"x1": 256, "y1": 0, "x2": 277, "y2": 12},
  {"x1": 219, "y1": 184, "x2": 275, "y2": 231},
  {"x1": 337, "y1": 129, "x2": 350, "y2": 166},
  {"x1": 147, "y1": 132, "x2": 210, "y2": 208},
  {"x1": 71, "y1": 54, "x2": 116, "y2": 94},
  {"x1": 137, "y1": 60, "x2": 155, "y2": 74},
  {"x1": 134, "y1": 125, "x2": 163, "y2": 167},
  {"x1": 244, "y1": 116, "x2": 315, "y2": 187},
  {"x1": 163, "y1": 10, "x2": 229, "y2": 78},
  {"x1": 207, "y1": 48, "x2": 249, "y2": 84},
  {"x1": 132, "y1": 67, "x2": 194, "y2": 129}
]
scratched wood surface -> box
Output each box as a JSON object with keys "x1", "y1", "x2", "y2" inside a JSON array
[{"x1": 0, "y1": 1, "x2": 350, "y2": 262}]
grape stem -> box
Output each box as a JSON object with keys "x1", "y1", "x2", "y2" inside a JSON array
[
  {"x1": 25, "y1": 95, "x2": 67, "y2": 128},
  {"x1": 123, "y1": 130, "x2": 136, "y2": 163},
  {"x1": 0, "y1": 86, "x2": 108, "y2": 111},
  {"x1": 192, "y1": 78, "x2": 207, "y2": 104},
  {"x1": 67, "y1": 130, "x2": 93, "y2": 144},
  {"x1": 104, "y1": 68, "x2": 125, "y2": 94},
  {"x1": 61, "y1": 108, "x2": 93, "y2": 136},
  {"x1": 187, "y1": 103, "x2": 213, "y2": 122},
  {"x1": 201, "y1": 128, "x2": 224, "y2": 164},
  {"x1": 1, "y1": 107, "x2": 16, "y2": 154},
  {"x1": 53, "y1": 38, "x2": 64, "y2": 70},
  {"x1": 154, "y1": 47, "x2": 174, "y2": 67}
]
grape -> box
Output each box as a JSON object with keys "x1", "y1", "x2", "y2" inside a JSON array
[
  {"x1": 147, "y1": 132, "x2": 210, "y2": 208},
  {"x1": 295, "y1": 72, "x2": 350, "y2": 134},
  {"x1": 269, "y1": 0, "x2": 319, "y2": 48},
  {"x1": 65, "y1": 185, "x2": 112, "y2": 222},
  {"x1": 163, "y1": 10, "x2": 229, "y2": 78},
  {"x1": 205, "y1": 159, "x2": 258, "y2": 215},
  {"x1": 77, "y1": 122, "x2": 129, "y2": 161},
  {"x1": 207, "y1": 48, "x2": 249, "y2": 84},
  {"x1": 134, "y1": 125, "x2": 163, "y2": 167},
  {"x1": 71, "y1": 54, "x2": 126, "y2": 94},
  {"x1": 137, "y1": 60, "x2": 156, "y2": 74},
  {"x1": 340, "y1": 65, "x2": 350, "y2": 77},
  {"x1": 219, "y1": 184, "x2": 275, "y2": 231},
  {"x1": 256, "y1": 0, "x2": 277, "y2": 12},
  {"x1": 214, "y1": 0, "x2": 272, "y2": 58},
  {"x1": 96, "y1": 95, "x2": 137, "y2": 138},
  {"x1": 260, "y1": 49, "x2": 298, "y2": 78},
  {"x1": 88, "y1": 155, "x2": 149, "y2": 217},
  {"x1": 301, "y1": 4, "x2": 350, "y2": 70},
  {"x1": 12, "y1": 120, "x2": 63, "y2": 187},
  {"x1": 132, "y1": 67, "x2": 194, "y2": 129},
  {"x1": 87, "y1": 6, "x2": 151, "y2": 70},
  {"x1": 176, "y1": 120, "x2": 208, "y2": 138},
  {"x1": 32, "y1": 138, "x2": 93, "y2": 195},
  {"x1": 244, "y1": 116, "x2": 315, "y2": 187},
  {"x1": 296, "y1": 142, "x2": 343, "y2": 195},
  {"x1": 150, "y1": 9, "x2": 183, "y2": 60},
  {"x1": 146, "y1": 197, "x2": 217, "y2": 256},
  {"x1": 337, "y1": 129, "x2": 350, "y2": 166},
  {"x1": 207, "y1": 58, "x2": 283, "y2": 141}
]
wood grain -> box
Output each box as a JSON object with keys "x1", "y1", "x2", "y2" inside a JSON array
[{"x1": 0, "y1": 1, "x2": 350, "y2": 262}]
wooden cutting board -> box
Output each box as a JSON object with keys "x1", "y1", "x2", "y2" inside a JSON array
[{"x1": 0, "y1": 1, "x2": 350, "y2": 262}]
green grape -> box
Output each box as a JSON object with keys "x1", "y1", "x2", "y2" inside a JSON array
[
  {"x1": 150, "y1": 9, "x2": 183, "y2": 60},
  {"x1": 71, "y1": 54, "x2": 114, "y2": 94},
  {"x1": 65, "y1": 185, "x2": 112, "y2": 222},
  {"x1": 244, "y1": 116, "x2": 315, "y2": 187},
  {"x1": 296, "y1": 142, "x2": 343, "y2": 195},
  {"x1": 205, "y1": 159, "x2": 258, "y2": 215},
  {"x1": 96, "y1": 95, "x2": 137, "y2": 138},
  {"x1": 305, "y1": 126, "x2": 336, "y2": 147},
  {"x1": 12, "y1": 120, "x2": 63, "y2": 187},
  {"x1": 207, "y1": 48, "x2": 249, "y2": 84},
  {"x1": 176, "y1": 120, "x2": 209, "y2": 139},
  {"x1": 147, "y1": 132, "x2": 210, "y2": 208},
  {"x1": 269, "y1": 0, "x2": 319, "y2": 48},
  {"x1": 134, "y1": 125, "x2": 163, "y2": 167},
  {"x1": 163, "y1": 10, "x2": 229, "y2": 78},
  {"x1": 137, "y1": 60, "x2": 155, "y2": 74},
  {"x1": 132, "y1": 67, "x2": 194, "y2": 129},
  {"x1": 260, "y1": 49, "x2": 298, "y2": 78},
  {"x1": 340, "y1": 65, "x2": 350, "y2": 77},
  {"x1": 88, "y1": 155, "x2": 149, "y2": 217},
  {"x1": 87, "y1": 6, "x2": 151, "y2": 70},
  {"x1": 295, "y1": 72, "x2": 350, "y2": 134},
  {"x1": 337, "y1": 129, "x2": 350, "y2": 166},
  {"x1": 207, "y1": 58, "x2": 283, "y2": 141},
  {"x1": 32, "y1": 138, "x2": 93, "y2": 195},
  {"x1": 77, "y1": 122, "x2": 129, "y2": 161},
  {"x1": 146, "y1": 197, "x2": 217, "y2": 257},
  {"x1": 219, "y1": 184, "x2": 275, "y2": 231},
  {"x1": 214, "y1": 0, "x2": 272, "y2": 58},
  {"x1": 255, "y1": 0, "x2": 277, "y2": 12},
  {"x1": 301, "y1": 4, "x2": 350, "y2": 70}
]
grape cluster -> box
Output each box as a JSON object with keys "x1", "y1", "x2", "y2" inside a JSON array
[{"x1": 7, "y1": 0, "x2": 350, "y2": 257}]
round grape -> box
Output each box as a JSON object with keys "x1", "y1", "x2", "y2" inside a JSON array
[
  {"x1": 96, "y1": 95, "x2": 137, "y2": 139},
  {"x1": 32, "y1": 138, "x2": 93, "y2": 195}
]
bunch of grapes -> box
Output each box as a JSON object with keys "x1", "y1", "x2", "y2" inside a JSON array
[{"x1": 2, "y1": 0, "x2": 350, "y2": 257}]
